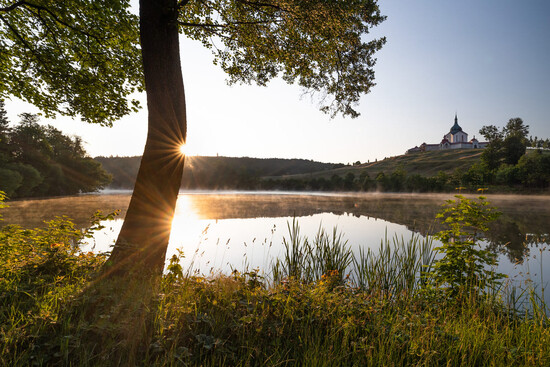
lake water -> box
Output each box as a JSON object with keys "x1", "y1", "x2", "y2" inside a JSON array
[{"x1": 3, "y1": 191, "x2": 550, "y2": 302}]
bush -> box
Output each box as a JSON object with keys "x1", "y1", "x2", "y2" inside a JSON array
[{"x1": 430, "y1": 195, "x2": 506, "y2": 298}]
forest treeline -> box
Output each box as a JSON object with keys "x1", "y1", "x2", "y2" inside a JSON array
[
  {"x1": 94, "y1": 155, "x2": 338, "y2": 190},
  {"x1": 0, "y1": 101, "x2": 111, "y2": 198}
]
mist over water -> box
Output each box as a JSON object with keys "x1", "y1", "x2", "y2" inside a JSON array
[{"x1": 3, "y1": 191, "x2": 550, "y2": 301}]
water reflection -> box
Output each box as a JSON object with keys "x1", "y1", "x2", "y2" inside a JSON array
[{"x1": 3, "y1": 191, "x2": 550, "y2": 267}]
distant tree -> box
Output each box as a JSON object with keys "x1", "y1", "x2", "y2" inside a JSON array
[
  {"x1": 0, "y1": 112, "x2": 110, "y2": 197},
  {"x1": 0, "y1": 99, "x2": 8, "y2": 136},
  {"x1": 359, "y1": 171, "x2": 372, "y2": 191},
  {"x1": 8, "y1": 163, "x2": 42, "y2": 197},
  {"x1": 516, "y1": 150, "x2": 550, "y2": 188},
  {"x1": 0, "y1": 167, "x2": 22, "y2": 197},
  {"x1": 0, "y1": 100, "x2": 10, "y2": 164},
  {"x1": 434, "y1": 171, "x2": 449, "y2": 191},
  {"x1": 503, "y1": 135, "x2": 526, "y2": 166},
  {"x1": 330, "y1": 174, "x2": 344, "y2": 191},
  {"x1": 462, "y1": 163, "x2": 487, "y2": 188},
  {"x1": 450, "y1": 168, "x2": 463, "y2": 189},
  {"x1": 495, "y1": 164, "x2": 520, "y2": 187},
  {"x1": 389, "y1": 167, "x2": 406, "y2": 191},
  {"x1": 503, "y1": 118, "x2": 529, "y2": 140},
  {"x1": 343, "y1": 172, "x2": 356, "y2": 190},
  {"x1": 375, "y1": 171, "x2": 388, "y2": 191},
  {"x1": 479, "y1": 125, "x2": 504, "y2": 171},
  {"x1": 404, "y1": 173, "x2": 427, "y2": 192},
  {"x1": 10, "y1": 114, "x2": 50, "y2": 164},
  {"x1": 480, "y1": 118, "x2": 529, "y2": 170},
  {"x1": 315, "y1": 177, "x2": 330, "y2": 191},
  {"x1": 479, "y1": 125, "x2": 503, "y2": 142},
  {"x1": 502, "y1": 118, "x2": 529, "y2": 165}
]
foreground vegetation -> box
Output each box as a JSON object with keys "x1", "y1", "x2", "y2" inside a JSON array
[{"x1": 1, "y1": 193, "x2": 549, "y2": 366}]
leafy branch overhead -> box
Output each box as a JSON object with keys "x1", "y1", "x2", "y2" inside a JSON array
[
  {"x1": 179, "y1": 0, "x2": 386, "y2": 118},
  {"x1": 1, "y1": 0, "x2": 385, "y2": 123},
  {"x1": 0, "y1": 0, "x2": 143, "y2": 125}
]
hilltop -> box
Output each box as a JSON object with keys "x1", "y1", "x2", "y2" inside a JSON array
[{"x1": 275, "y1": 149, "x2": 483, "y2": 180}]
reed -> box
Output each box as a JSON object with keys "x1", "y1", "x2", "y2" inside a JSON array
[
  {"x1": 272, "y1": 219, "x2": 435, "y2": 299},
  {"x1": 352, "y1": 232, "x2": 435, "y2": 297},
  {"x1": 271, "y1": 218, "x2": 354, "y2": 285}
]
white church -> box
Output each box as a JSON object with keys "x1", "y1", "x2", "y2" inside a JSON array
[{"x1": 406, "y1": 114, "x2": 488, "y2": 153}]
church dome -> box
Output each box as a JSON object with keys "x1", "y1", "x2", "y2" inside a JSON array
[{"x1": 450, "y1": 114, "x2": 462, "y2": 134}]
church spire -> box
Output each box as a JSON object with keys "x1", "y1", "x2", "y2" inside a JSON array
[{"x1": 450, "y1": 112, "x2": 462, "y2": 134}]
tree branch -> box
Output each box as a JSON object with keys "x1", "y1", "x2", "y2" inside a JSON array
[
  {"x1": 178, "y1": 18, "x2": 281, "y2": 29},
  {"x1": 177, "y1": 0, "x2": 190, "y2": 9},
  {"x1": 1, "y1": 1, "x2": 104, "y2": 43},
  {"x1": 25, "y1": 6, "x2": 74, "y2": 67},
  {"x1": 0, "y1": 0, "x2": 25, "y2": 12},
  {"x1": 0, "y1": 14, "x2": 48, "y2": 71},
  {"x1": 178, "y1": 21, "x2": 233, "y2": 40},
  {"x1": 234, "y1": 0, "x2": 290, "y2": 13}
]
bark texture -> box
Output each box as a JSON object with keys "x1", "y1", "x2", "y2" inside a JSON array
[{"x1": 106, "y1": 0, "x2": 186, "y2": 276}]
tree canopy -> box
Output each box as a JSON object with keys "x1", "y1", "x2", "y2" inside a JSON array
[
  {"x1": 480, "y1": 118, "x2": 530, "y2": 169},
  {"x1": 1, "y1": 0, "x2": 385, "y2": 122},
  {"x1": 178, "y1": 0, "x2": 386, "y2": 117},
  {"x1": 0, "y1": 0, "x2": 143, "y2": 125}
]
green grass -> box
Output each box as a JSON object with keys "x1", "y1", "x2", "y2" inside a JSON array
[
  {"x1": 1, "y1": 203, "x2": 549, "y2": 365},
  {"x1": 285, "y1": 149, "x2": 483, "y2": 180}
]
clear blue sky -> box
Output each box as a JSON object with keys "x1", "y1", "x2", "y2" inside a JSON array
[{"x1": 5, "y1": 1, "x2": 550, "y2": 164}]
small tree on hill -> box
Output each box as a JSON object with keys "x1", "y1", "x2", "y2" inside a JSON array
[{"x1": 480, "y1": 118, "x2": 529, "y2": 171}]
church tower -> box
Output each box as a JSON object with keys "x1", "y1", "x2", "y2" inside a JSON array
[{"x1": 444, "y1": 113, "x2": 468, "y2": 143}]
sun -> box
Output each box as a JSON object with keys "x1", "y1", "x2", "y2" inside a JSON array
[
  {"x1": 178, "y1": 142, "x2": 200, "y2": 157},
  {"x1": 179, "y1": 143, "x2": 187, "y2": 156}
]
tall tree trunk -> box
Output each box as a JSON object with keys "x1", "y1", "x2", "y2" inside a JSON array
[{"x1": 106, "y1": 0, "x2": 186, "y2": 277}]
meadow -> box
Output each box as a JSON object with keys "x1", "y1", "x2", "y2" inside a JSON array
[{"x1": 1, "y1": 193, "x2": 549, "y2": 366}]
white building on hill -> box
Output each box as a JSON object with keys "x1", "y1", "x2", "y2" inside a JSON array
[{"x1": 406, "y1": 114, "x2": 488, "y2": 153}]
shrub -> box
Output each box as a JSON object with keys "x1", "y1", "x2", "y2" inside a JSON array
[{"x1": 430, "y1": 195, "x2": 506, "y2": 298}]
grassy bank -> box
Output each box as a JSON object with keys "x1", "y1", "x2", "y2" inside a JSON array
[
  {"x1": 1, "y1": 196, "x2": 549, "y2": 366},
  {"x1": 287, "y1": 149, "x2": 484, "y2": 180}
]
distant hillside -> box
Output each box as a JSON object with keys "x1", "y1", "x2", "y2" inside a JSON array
[
  {"x1": 94, "y1": 155, "x2": 336, "y2": 189},
  {"x1": 96, "y1": 148, "x2": 549, "y2": 193},
  {"x1": 95, "y1": 156, "x2": 142, "y2": 189},
  {"x1": 282, "y1": 149, "x2": 484, "y2": 180}
]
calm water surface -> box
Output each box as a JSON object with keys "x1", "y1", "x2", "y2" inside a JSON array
[{"x1": 3, "y1": 191, "x2": 550, "y2": 300}]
